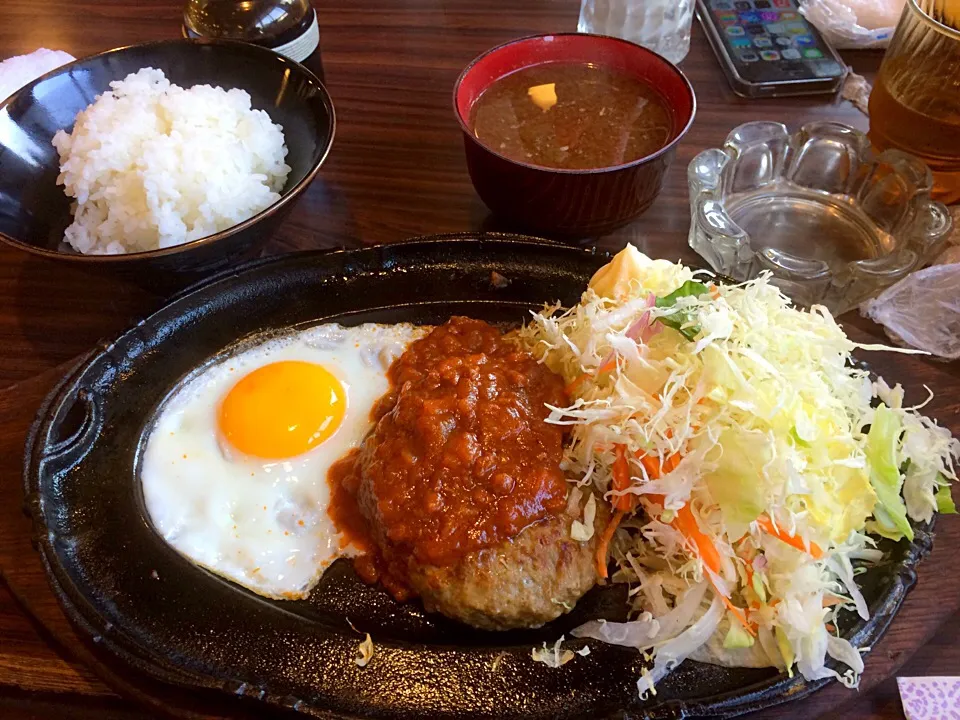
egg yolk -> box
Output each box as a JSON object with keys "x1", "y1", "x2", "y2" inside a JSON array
[{"x1": 218, "y1": 361, "x2": 346, "y2": 459}]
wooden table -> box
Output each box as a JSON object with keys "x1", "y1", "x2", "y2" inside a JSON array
[{"x1": 0, "y1": 2, "x2": 957, "y2": 718}]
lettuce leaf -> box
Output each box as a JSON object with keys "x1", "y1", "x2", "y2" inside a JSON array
[
  {"x1": 724, "y1": 619, "x2": 756, "y2": 649},
  {"x1": 936, "y1": 482, "x2": 957, "y2": 514},
  {"x1": 704, "y1": 429, "x2": 767, "y2": 540},
  {"x1": 655, "y1": 281, "x2": 710, "y2": 341},
  {"x1": 865, "y1": 405, "x2": 913, "y2": 541}
]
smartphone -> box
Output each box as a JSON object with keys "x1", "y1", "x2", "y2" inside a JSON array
[{"x1": 696, "y1": 0, "x2": 846, "y2": 98}]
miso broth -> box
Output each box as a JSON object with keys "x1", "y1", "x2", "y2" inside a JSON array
[{"x1": 469, "y1": 62, "x2": 674, "y2": 171}]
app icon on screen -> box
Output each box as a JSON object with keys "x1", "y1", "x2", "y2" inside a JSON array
[
  {"x1": 753, "y1": 35, "x2": 773, "y2": 47},
  {"x1": 726, "y1": 25, "x2": 746, "y2": 35},
  {"x1": 802, "y1": 47, "x2": 824, "y2": 57},
  {"x1": 760, "y1": 50, "x2": 781, "y2": 60},
  {"x1": 760, "y1": 11, "x2": 778, "y2": 21},
  {"x1": 754, "y1": 0, "x2": 772, "y2": 7},
  {"x1": 765, "y1": 22, "x2": 786, "y2": 33},
  {"x1": 781, "y1": 48, "x2": 801, "y2": 59},
  {"x1": 740, "y1": 10, "x2": 761, "y2": 22},
  {"x1": 776, "y1": 36, "x2": 793, "y2": 46},
  {"x1": 813, "y1": 60, "x2": 842, "y2": 76},
  {"x1": 735, "y1": 0, "x2": 752, "y2": 8},
  {"x1": 747, "y1": 24, "x2": 766, "y2": 34},
  {"x1": 787, "y1": 21, "x2": 808, "y2": 31},
  {"x1": 731, "y1": 37, "x2": 753, "y2": 47},
  {"x1": 739, "y1": 51, "x2": 760, "y2": 62},
  {"x1": 712, "y1": 0, "x2": 734, "y2": 7},
  {"x1": 780, "y1": 10, "x2": 799, "y2": 19},
  {"x1": 717, "y1": 11, "x2": 738, "y2": 23},
  {"x1": 773, "y1": 0, "x2": 791, "y2": 6},
  {"x1": 795, "y1": 34, "x2": 815, "y2": 45}
]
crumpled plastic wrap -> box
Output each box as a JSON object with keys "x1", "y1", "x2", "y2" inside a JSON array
[
  {"x1": 841, "y1": 70, "x2": 871, "y2": 115},
  {"x1": 861, "y1": 264, "x2": 960, "y2": 360},
  {"x1": 800, "y1": 0, "x2": 904, "y2": 49},
  {"x1": 0, "y1": 48, "x2": 75, "y2": 104}
]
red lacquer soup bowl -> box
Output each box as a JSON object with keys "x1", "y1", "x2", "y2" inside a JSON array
[{"x1": 454, "y1": 33, "x2": 696, "y2": 239}]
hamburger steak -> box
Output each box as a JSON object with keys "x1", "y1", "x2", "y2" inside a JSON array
[
  {"x1": 330, "y1": 317, "x2": 603, "y2": 630},
  {"x1": 402, "y1": 497, "x2": 606, "y2": 630}
]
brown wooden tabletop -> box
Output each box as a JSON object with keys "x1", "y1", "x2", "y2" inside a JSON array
[{"x1": 0, "y1": 1, "x2": 957, "y2": 718}]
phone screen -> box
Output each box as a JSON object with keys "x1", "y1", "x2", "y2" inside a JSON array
[{"x1": 705, "y1": 0, "x2": 844, "y2": 84}]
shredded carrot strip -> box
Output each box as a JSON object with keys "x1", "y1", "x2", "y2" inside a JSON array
[
  {"x1": 634, "y1": 451, "x2": 721, "y2": 573},
  {"x1": 663, "y1": 453, "x2": 681, "y2": 473},
  {"x1": 600, "y1": 446, "x2": 682, "y2": 580},
  {"x1": 621, "y1": 449, "x2": 727, "y2": 598},
  {"x1": 630, "y1": 449, "x2": 739, "y2": 630},
  {"x1": 822, "y1": 594, "x2": 844, "y2": 607},
  {"x1": 638, "y1": 453, "x2": 660, "y2": 479},
  {"x1": 635, "y1": 450, "x2": 681, "y2": 479},
  {"x1": 728, "y1": 602, "x2": 757, "y2": 635},
  {"x1": 708, "y1": 574, "x2": 756, "y2": 635},
  {"x1": 648, "y1": 493, "x2": 750, "y2": 630},
  {"x1": 612, "y1": 445, "x2": 637, "y2": 512},
  {"x1": 644, "y1": 490, "x2": 746, "y2": 632},
  {"x1": 757, "y1": 514, "x2": 824, "y2": 559},
  {"x1": 672, "y1": 503, "x2": 755, "y2": 633},
  {"x1": 643, "y1": 492, "x2": 666, "y2": 510},
  {"x1": 597, "y1": 355, "x2": 617, "y2": 375},
  {"x1": 566, "y1": 353, "x2": 621, "y2": 395},
  {"x1": 565, "y1": 372, "x2": 590, "y2": 395},
  {"x1": 596, "y1": 510, "x2": 625, "y2": 580},
  {"x1": 673, "y1": 504, "x2": 723, "y2": 575}
]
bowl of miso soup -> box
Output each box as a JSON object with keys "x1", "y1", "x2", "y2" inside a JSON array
[{"x1": 454, "y1": 33, "x2": 695, "y2": 238}]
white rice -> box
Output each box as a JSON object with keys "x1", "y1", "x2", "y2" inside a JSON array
[{"x1": 53, "y1": 68, "x2": 291, "y2": 255}]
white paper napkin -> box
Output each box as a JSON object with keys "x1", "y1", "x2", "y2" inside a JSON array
[{"x1": 0, "y1": 48, "x2": 75, "y2": 103}]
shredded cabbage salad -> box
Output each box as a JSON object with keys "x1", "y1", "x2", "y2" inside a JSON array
[{"x1": 516, "y1": 245, "x2": 958, "y2": 694}]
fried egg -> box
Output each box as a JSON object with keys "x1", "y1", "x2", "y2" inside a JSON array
[{"x1": 140, "y1": 322, "x2": 427, "y2": 600}]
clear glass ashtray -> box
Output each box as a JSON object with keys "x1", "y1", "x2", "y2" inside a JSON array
[{"x1": 688, "y1": 121, "x2": 953, "y2": 315}]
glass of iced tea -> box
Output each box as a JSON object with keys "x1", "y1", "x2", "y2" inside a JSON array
[{"x1": 868, "y1": 0, "x2": 960, "y2": 203}]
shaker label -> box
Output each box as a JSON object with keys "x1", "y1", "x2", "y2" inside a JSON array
[{"x1": 275, "y1": 10, "x2": 320, "y2": 63}]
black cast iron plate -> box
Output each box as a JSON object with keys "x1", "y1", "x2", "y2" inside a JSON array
[{"x1": 24, "y1": 235, "x2": 933, "y2": 719}]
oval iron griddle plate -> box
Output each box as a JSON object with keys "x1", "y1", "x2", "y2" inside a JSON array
[{"x1": 25, "y1": 235, "x2": 933, "y2": 719}]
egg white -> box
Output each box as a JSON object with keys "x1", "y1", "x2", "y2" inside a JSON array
[{"x1": 140, "y1": 322, "x2": 427, "y2": 600}]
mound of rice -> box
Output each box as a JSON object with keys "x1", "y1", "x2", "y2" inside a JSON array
[{"x1": 53, "y1": 68, "x2": 291, "y2": 255}]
